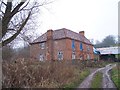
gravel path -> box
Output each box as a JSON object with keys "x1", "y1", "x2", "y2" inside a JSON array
[{"x1": 78, "y1": 64, "x2": 117, "y2": 88}]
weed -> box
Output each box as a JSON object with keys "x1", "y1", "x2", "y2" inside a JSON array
[
  {"x1": 111, "y1": 63, "x2": 120, "y2": 90},
  {"x1": 90, "y1": 72, "x2": 103, "y2": 88}
]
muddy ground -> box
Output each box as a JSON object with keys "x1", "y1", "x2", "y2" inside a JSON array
[{"x1": 78, "y1": 64, "x2": 117, "y2": 89}]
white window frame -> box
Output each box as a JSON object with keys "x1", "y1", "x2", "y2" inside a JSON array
[
  {"x1": 72, "y1": 51, "x2": 75, "y2": 60},
  {"x1": 58, "y1": 51, "x2": 63, "y2": 60},
  {"x1": 40, "y1": 42, "x2": 45, "y2": 49},
  {"x1": 80, "y1": 55, "x2": 83, "y2": 60},
  {"x1": 39, "y1": 54, "x2": 44, "y2": 61},
  {"x1": 87, "y1": 45, "x2": 90, "y2": 51},
  {"x1": 87, "y1": 54, "x2": 90, "y2": 60}
]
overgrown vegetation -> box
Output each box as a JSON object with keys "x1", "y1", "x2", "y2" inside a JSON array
[
  {"x1": 63, "y1": 69, "x2": 90, "y2": 88},
  {"x1": 2, "y1": 46, "x2": 30, "y2": 61},
  {"x1": 2, "y1": 59, "x2": 85, "y2": 88},
  {"x1": 90, "y1": 72, "x2": 103, "y2": 88},
  {"x1": 111, "y1": 63, "x2": 120, "y2": 90},
  {"x1": 2, "y1": 59, "x2": 111, "y2": 88}
]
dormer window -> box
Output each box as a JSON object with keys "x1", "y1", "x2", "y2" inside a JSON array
[{"x1": 40, "y1": 42, "x2": 45, "y2": 49}]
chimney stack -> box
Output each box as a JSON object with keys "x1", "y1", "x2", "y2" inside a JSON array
[
  {"x1": 47, "y1": 29, "x2": 53, "y2": 40},
  {"x1": 46, "y1": 29, "x2": 54, "y2": 61},
  {"x1": 79, "y1": 31, "x2": 84, "y2": 36}
]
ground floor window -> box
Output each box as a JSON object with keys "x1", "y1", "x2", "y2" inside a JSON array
[
  {"x1": 80, "y1": 55, "x2": 83, "y2": 60},
  {"x1": 39, "y1": 54, "x2": 44, "y2": 61},
  {"x1": 58, "y1": 51, "x2": 63, "y2": 60},
  {"x1": 87, "y1": 54, "x2": 90, "y2": 60},
  {"x1": 72, "y1": 51, "x2": 75, "y2": 59}
]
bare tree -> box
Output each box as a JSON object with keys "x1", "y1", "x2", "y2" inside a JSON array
[{"x1": 0, "y1": 0, "x2": 53, "y2": 47}]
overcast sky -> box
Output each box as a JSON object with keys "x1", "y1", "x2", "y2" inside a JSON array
[{"x1": 36, "y1": 0, "x2": 119, "y2": 43}]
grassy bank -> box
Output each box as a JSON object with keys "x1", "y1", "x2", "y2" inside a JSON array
[
  {"x1": 63, "y1": 69, "x2": 90, "y2": 88},
  {"x1": 90, "y1": 72, "x2": 103, "y2": 88},
  {"x1": 111, "y1": 63, "x2": 120, "y2": 90}
]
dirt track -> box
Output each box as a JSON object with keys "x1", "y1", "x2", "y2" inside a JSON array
[
  {"x1": 102, "y1": 64, "x2": 116, "y2": 88},
  {"x1": 78, "y1": 64, "x2": 117, "y2": 88}
]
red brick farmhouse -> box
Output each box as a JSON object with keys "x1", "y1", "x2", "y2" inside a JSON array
[{"x1": 30, "y1": 28, "x2": 94, "y2": 61}]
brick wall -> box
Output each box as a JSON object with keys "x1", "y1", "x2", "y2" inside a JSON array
[
  {"x1": 64, "y1": 38, "x2": 72, "y2": 60},
  {"x1": 53, "y1": 39, "x2": 66, "y2": 60},
  {"x1": 30, "y1": 38, "x2": 94, "y2": 60},
  {"x1": 30, "y1": 43, "x2": 46, "y2": 60},
  {"x1": 30, "y1": 30, "x2": 94, "y2": 61}
]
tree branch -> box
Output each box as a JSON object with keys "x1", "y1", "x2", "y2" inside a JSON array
[
  {"x1": 2, "y1": 1, "x2": 12, "y2": 38},
  {"x1": 1, "y1": 10, "x2": 4, "y2": 15},
  {"x1": 1, "y1": 1, "x2": 7, "y2": 6},
  {"x1": 2, "y1": 0, "x2": 26, "y2": 38},
  {"x1": 2, "y1": 11, "x2": 31, "y2": 46},
  {"x1": 1, "y1": 0, "x2": 54, "y2": 47},
  {"x1": 18, "y1": 0, "x2": 30, "y2": 12},
  {"x1": 11, "y1": 0, "x2": 26, "y2": 18},
  {"x1": 21, "y1": 0, "x2": 54, "y2": 11}
]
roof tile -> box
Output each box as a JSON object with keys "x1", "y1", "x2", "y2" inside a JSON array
[{"x1": 32, "y1": 28, "x2": 92, "y2": 45}]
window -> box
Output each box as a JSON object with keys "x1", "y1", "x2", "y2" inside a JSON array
[
  {"x1": 58, "y1": 51, "x2": 63, "y2": 60},
  {"x1": 87, "y1": 45, "x2": 90, "y2": 51},
  {"x1": 40, "y1": 42, "x2": 45, "y2": 49},
  {"x1": 87, "y1": 54, "x2": 90, "y2": 60},
  {"x1": 72, "y1": 51, "x2": 75, "y2": 59},
  {"x1": 39, "y1": 54, "x2": 44, "y2": 61},
  {"x1": 80, "y1": 55, "x2": 83, "y2": 60},
  {"x1": 72, "y1": 40, "x2": 75, "y2": 50},
  {"x1": 80, "y1": 43, "x2": 83, "y2": 51}
]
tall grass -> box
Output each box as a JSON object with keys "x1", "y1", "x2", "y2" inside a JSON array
[
  {"x1": 2, "y1": 58, "x2": 110, "y2": 88},
  {"x1": 2, "y1": 59, "x2": 83, "y2": 88},
  {"x1": 111, "y1": 63, "x2": 120, "y2": 90},
  {"x1": 63, "y1": 69, "x2": 90, "y2": 88},
  {"x1": 90, "y1": 72, "x2": 103, "y2": 88}
]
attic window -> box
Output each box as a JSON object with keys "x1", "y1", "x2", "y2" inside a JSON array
[{"x1": 40, "y1": 42, "x2": 45, "y2": 49}]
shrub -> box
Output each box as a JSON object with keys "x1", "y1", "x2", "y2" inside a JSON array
[
  {"x1": 2, "y1": 58, "x2": 87, "y2": 88},
  {"x1": 2, "y1": 58, "x2": 110, "y2": 88}
]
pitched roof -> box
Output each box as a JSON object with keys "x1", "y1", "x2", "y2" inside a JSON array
[
  {"x1": 32, "y1": 28, "x2": 92, "y2": 45},
  {"x1": 96, "y1": 46, "x2": 120, "y2": 55}
]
